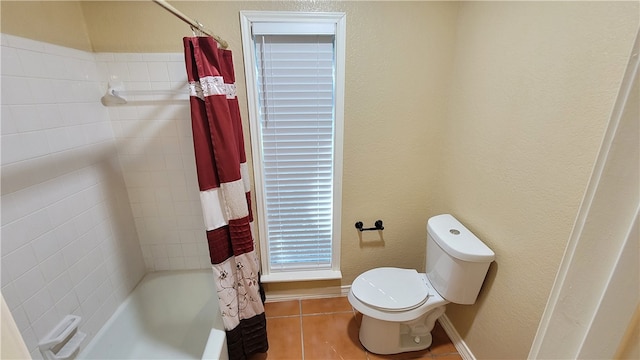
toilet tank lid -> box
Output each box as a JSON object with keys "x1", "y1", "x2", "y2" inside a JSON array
[{"x1": 427, "y1": 214, "x2": 495, "y2": 262}]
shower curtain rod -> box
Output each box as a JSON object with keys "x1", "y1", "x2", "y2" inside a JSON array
[{"x1": 152, "y1": 0, "x2": 229, "y2": 49}]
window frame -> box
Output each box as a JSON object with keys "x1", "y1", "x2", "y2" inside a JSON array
[{"x1": 240, "y1": 11, "x2": 346, "y2": 283}]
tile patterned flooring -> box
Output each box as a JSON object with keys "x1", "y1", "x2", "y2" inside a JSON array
[{"x1": 251, "y1": 297, "x2": 463, "y2": 360}]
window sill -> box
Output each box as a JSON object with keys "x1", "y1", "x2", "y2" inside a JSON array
[{"x1": 261, "y1": 270, "x2": 342, "y2": 283}]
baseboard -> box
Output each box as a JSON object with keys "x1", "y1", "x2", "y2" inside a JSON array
[
  {"x1": 264, "y1": 285, "x2": 351, "y2": 302},
  {"x1": 438, "y1": 314, "x2": 476, "y2": 360}
]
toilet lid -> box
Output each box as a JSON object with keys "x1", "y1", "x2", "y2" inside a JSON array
[{"x1": 351, "y1": 268, "x2": 429, "y2": 311}]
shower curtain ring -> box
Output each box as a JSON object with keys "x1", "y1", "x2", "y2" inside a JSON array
[
  {"x1": 190, "y1": 25, "x2": 201, "y2": 37},
  {"x1": 190, "y1": 20, "x2": 205, "y2": 37}
]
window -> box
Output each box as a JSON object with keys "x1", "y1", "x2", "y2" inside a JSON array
[{"x1": 240, "y1": 11, "x2": 346, "y2": 282}]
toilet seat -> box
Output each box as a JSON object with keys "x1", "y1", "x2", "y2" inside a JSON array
[{"x1": 351, "y1": 268, "x2": 429, "y2": 311}]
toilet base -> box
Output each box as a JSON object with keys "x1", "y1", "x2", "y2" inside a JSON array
[{"x1": 358, "y1": 306, "x2": 446, "y2": 355}]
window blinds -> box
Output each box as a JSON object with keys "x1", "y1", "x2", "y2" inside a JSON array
[{"x1": 254, "y1": 34, "x2": 336, "y2": 271}]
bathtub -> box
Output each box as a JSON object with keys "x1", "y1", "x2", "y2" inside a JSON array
[{"x1": 79, "y1": 270, "x2": 228, "y2": 360}]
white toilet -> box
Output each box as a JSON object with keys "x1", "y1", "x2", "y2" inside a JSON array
[{"x1": 348, "y1": 214, "x2": 495, "y2": 355}]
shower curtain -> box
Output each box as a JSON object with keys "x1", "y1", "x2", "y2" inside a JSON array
[{"x1": 183, "y1": 36, "x2": 268, "y2": 360}]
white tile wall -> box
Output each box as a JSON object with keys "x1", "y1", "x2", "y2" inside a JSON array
[
  {"x1": 96, "y1": 53, "x2": 211, "y2": 272},
  {"x1": 1, "y1": 34, "x2": 145, "y2": 359}
]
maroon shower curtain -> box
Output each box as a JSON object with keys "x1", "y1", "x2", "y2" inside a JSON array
[{"x1": 183, "y1": 36, "x2": 268, "y2": 360}]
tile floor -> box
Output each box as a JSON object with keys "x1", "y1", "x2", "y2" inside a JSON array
[{"x1": 251, "y1": 297, "x2": 462, "y2": 360}]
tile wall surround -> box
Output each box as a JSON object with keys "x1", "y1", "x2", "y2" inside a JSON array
[
  {"x1": 95, "y1": 52, "x2": 211, "y2": 272},
  {"x1": 0, "y1": 33, "x2": 146, "y2": 358},
  {"x1": 0, "y1": 33, "x2": 210, "y2": 358}
]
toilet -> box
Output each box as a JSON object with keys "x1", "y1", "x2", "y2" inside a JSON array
[{"x1": 348, "y1": 214, "x2": 495, "y2": 355}]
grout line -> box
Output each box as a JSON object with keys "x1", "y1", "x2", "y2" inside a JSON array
[
  {"x1": 265, "y1": 314, "x2": 301, "y2": 319},
  {"x1": 299, "y1": 300, "x2": 305, "y2": 360},
  {"x1": 301, "y1": 310, "x2": 354, "y2": 317}
]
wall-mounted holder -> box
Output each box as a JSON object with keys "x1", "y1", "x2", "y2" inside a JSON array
[
  {"x1": 355, "y1": 220, "x2": 384, "y2": 232},
  {"x1": 39, "y1": 315, "x2": 86, "y2": 360},
  {"x1": 101, "y1": 80, "x2": 128, "y2": 106}
]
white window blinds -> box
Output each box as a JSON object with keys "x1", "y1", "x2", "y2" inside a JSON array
[{"x1": 254, "y1": 34, "x2": 336, "y2": 271}]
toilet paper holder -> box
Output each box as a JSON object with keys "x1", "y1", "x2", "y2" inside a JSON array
[{"x1": 355, "y1": 220, "x2": 384, "y2": 232}]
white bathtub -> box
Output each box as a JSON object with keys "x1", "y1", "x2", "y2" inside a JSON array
[{"x1": 79, "y1": 270, "x2": 228, "y2": 360}]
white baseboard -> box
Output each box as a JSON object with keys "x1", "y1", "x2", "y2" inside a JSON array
[
  {"x1": 438, "y1": 314, "x2": 476, "y2": 360},
  {"x1": 264, "y1": 285, "x2": 351, "y2": 302}
]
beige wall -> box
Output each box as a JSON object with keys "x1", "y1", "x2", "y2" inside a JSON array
[
  {"x1": 437, "y1": 2, "x2": 638, "y2": 359},
  {"x1": 1, "y1": 0, "x2": 459, "y2": 289},
  {"x1": 79, "y1": 0, "x2": 461, "y2": 290},
  {"x1": 1, "y1": 1, "x2": 638, "y2": 358},
  {"x1": 532, "y1": 34, "x2": 639, "y2": 358},
  {"x1": 1, "y1": 295, "x2": 30, "y2": 359},
  {"x1": 616, "y1": 303, "x2": 640, "y2": 359},
  {"x1": 0, "y1": 1, "x2": 92, "y2": 51}
]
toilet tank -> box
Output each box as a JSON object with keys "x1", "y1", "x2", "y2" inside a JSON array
[{"x1": 426, "y1": 214, "x2": 495, "y2": 305}]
